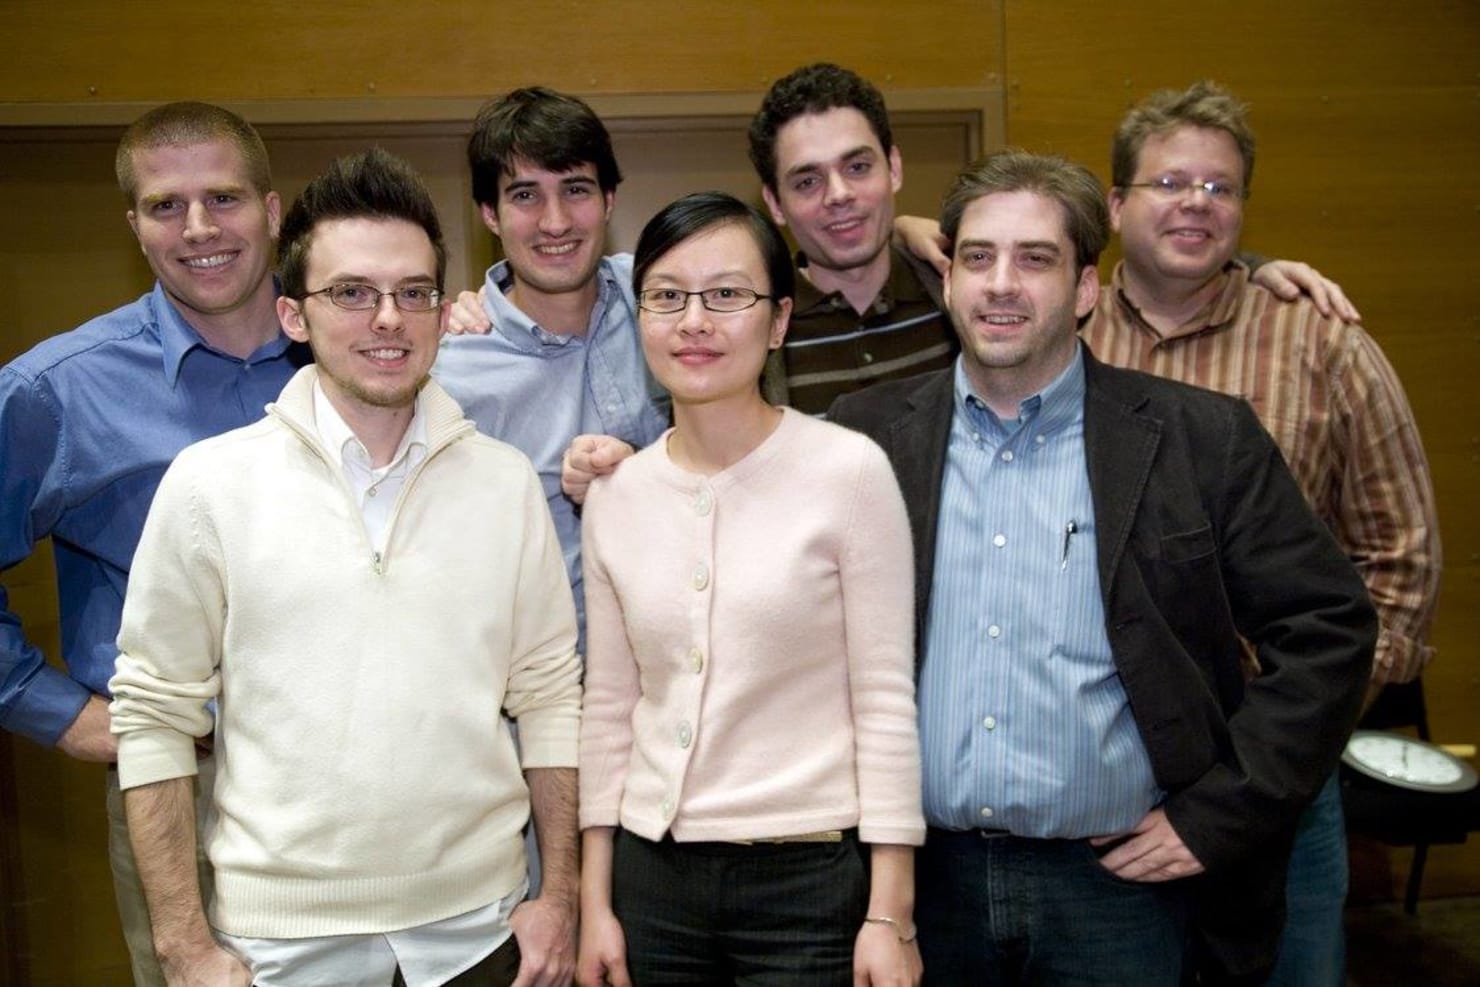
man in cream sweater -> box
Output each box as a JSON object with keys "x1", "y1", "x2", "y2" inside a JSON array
[{"x1": 109, "y1": 149, "x2": 582, "y2": 987}]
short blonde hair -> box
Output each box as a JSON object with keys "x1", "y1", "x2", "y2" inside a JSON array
[
  {"x1": 1111, "y1": 81, "x2": 1255, "y2": 192},
  {"x1": 115, "y1": 102, "x2": 271, "y2": 206}
]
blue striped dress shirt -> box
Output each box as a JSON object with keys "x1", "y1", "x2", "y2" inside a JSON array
[{"x1": 919, "y1": 345, "x2": 1161, "y2": 837}]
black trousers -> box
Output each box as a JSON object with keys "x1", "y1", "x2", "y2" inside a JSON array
[{"x1": 612, "y1": 828, "x2": 867, "y2": 986}]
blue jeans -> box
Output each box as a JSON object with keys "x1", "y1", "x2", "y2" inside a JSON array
[
  {"x1": 917, "y1": 828, "x2": 1190, "y2": 986},
  {"x1": 1264, "y1": 773, "x2": 1347, "y2": 986}
]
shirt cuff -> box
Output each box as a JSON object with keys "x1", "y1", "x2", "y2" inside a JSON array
[
  {"x1": 2, "y1": 666, "x2": 93, "y2": 748},
  {"x1": 1372, "y1": 628, "x2": 1435, "y2": 685}
]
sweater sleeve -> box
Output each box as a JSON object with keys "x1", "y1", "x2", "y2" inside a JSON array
[
  {"x1": 108, "y1": 454, "x2": 222, "y2": 790},
  {"x1": 576, "y1": 480, "x2": 641, "y2": 830},
  {"x1": 840, "y1": 438, "x2": 925, "y2": 846},
  {"x1": 502, "y1": 460, "x2": 583, "y2": 770}
]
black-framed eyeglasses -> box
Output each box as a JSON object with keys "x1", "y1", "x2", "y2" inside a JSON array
[
  {"x1": 636, "y1": 286, "x2": 775, "y2": 315},
  {"x1": 1121, "y1": 175, "x2": 1246, "y2": 203},
  {"x1": 300, "y1": 282, "x2": 443, "y2": 312}
]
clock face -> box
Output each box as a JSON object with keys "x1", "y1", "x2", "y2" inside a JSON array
[{"x1": 1343, "y1": 731, "x2": 1480, "y2": 793}]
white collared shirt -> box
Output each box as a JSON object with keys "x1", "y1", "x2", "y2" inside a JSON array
[{"x1": 313, "y1": 382, "x2": 430, "y2": 553}]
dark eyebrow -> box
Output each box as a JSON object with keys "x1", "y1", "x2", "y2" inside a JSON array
[
  {"x1": 955, "y1": 239, "x2": 1063, "y2": 256},
  {"x1": 781, "y1": 144, "x2": 877, "y2": 182},
  {"x1": 322, "y1": 274, "x2": 438, "y2": 287}
]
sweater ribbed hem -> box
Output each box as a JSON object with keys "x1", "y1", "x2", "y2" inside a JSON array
[{"x1": 210, "y1": 836, "x2": 525, "y2": 938}]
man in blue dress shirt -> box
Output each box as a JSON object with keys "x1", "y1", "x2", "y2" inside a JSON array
[
  {"x1": 829, "y1": 150, "x2": 1374, "y2": 986},
  {"x1": 432, "y1": 87, "x2": 669, "y2": 651},
  {"x1": 0, "y1": 102, "x2": 304, "y2": 986}
]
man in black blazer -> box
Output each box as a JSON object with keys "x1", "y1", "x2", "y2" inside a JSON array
[{"x1": 829, "y1": 150, "x2": 1374, "y2": 986}]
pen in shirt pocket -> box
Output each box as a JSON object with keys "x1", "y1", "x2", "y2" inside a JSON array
[{"x1": 1060, "y1": 520, "x2": 1078, "y2": 570}]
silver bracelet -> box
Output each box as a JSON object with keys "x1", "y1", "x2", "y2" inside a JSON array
[{"x1": 863, "y1": 915, "x2": 917, "y2": 943}]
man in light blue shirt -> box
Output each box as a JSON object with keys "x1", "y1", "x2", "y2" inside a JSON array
[
  {"x1": 433, "y1": 88, "x2": 669, "y2": 648},
  {"x1": 830, "y1": 151, "x2": 1374, "y2": 986},
  {"x1": 0, "y1": 102, "x2": 304, "y2": 986}
]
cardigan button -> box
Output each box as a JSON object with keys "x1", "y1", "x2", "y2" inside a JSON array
[
  {"x1": 692, "y1": 563, "x2": 710, "y2": 591},
  {"x1": 677, "y1": 722, "x2": 693, "y2": 748},
  {"x1": 695, "y1": 488, "x2": 713, "y2": 516},
  {"x1": 688, "y1": 648, "x2": 704, "y2": 673}
]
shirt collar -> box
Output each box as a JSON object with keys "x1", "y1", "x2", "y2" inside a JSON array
[
  {"x1": 1109, "y1": 258, "x2": 1252, "y2": 340},
  {"x1": 793, "y1": 244, "x2": 931, "y2": 317},
  {"x1": 953, "y1": 341, "x2": 1087, "y2": 439},
  {"x1": 311, "y1": 378, "x2": 428, "y2": 474},
  {"x1": 154, "y1": 279, "x2": 292, "y2": 388},
  {"x1": 484, "y1": 257, "x2": 623, "y2": 353}
]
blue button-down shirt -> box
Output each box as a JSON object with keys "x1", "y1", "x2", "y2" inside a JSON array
[
  {"x1": 432, "y1": 255, "x2": 670, "y2": 650},
  {"x1": 0, "y1": 284, "x2": 303, "y2": 745},
  {"x1": 919, "y1": 345, "x2": 1161, "y2": 837}
]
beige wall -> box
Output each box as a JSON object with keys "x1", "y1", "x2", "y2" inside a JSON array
[{"x1": 1, "y1": 1, "x2": 1476, "y2": 982}]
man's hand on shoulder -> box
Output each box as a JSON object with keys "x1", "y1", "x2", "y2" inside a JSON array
[
  {"x1": 892, "y1": 215, "x2": 949, "y2": 279},
  {"x1": 56, "y1": 694, "x2": 119, "y2": 762},
  {"x1": 1251, "y1": 260, "x2": 1362, "y2": 323},
  {"x1": 1090, "y1": 807, "x2": 1206, "y2": 882},
  {"x1": 509, "y1": 893, "x2": 578, "y2": 987},
  {"x1": 562, "y1": 435, "x2": 636, "y2": 506},
  {"x1": 158, "y1": 940, "x2": 252, "y2": 987},
  {"x1": 446, "y1": 286, "x2": 494, "y2": 335}
]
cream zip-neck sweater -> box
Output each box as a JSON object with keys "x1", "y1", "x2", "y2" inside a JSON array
[{"x1": 111, "y1": 367, "x2": 582, "y2": 938}]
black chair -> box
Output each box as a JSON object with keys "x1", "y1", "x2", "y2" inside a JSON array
[{"x1": 1340, "y1": 678, "x2": 1480, "y2": 914}]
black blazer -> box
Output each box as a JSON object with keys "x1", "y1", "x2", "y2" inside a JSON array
[{"x1": 831, "y1": 351, "x2": 1375, "y2": 981}]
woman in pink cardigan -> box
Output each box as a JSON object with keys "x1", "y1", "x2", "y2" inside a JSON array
[{"x1": 576, "y1": 191, "x2": 925, "y2": 987}]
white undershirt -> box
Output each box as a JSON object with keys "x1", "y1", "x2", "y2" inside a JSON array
[
  {"x1": 313, "y1": 382, "x2": 429, "y2": 552},
  {"x1": 215, "y1": 383, "x2": 521, "y2": 986}
]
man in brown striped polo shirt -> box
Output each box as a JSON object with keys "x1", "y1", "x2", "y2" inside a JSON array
[
  {"x1": 1084, "y1": 80, "x2": 1441, "y2": 987},
  {"x1": 748, "y1": 63, "x2": 957, "y2": 414}
]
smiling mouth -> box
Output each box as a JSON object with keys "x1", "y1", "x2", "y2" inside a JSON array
[
  {"x1": 182, "y1": 252, "x2": 237, "y2": 270},
  {"x1": 823, "y1": 217, "x2": 866, "y2": 234},
  {"x1": 362, "y1": 347, "x2": 410, "y2": 364},
  {"x1": 534, "y1": 242, "x2": 580, "y2": 257},
  {"x1": 1168, "y1": 228, "x2": 1212, "y2": 241}
]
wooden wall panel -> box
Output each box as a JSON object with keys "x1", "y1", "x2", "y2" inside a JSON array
[
  {"x1": 3, "y1": 0, "x2": 1478, "y2": 980},
  {"x1": 1005, "y1": 0, "x2": 1480, "y2": 895},
  {"x1": 1, "y1": 0, "x2": 1002, "y2": 109}
]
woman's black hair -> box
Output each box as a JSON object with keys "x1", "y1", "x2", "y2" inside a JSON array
[{"x1": 632, "y1": 191, "x2": 795, "y2": 303}]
